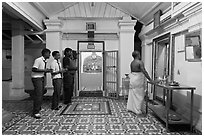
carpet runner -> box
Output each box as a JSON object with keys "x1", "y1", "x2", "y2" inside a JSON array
[{"x1": 61, "y1": 101, "x2": 111, "y2": 115}]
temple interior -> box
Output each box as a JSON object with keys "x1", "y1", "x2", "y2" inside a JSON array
[{"x1": 1, "y1": 2, "x2": 202, "y2": 135}]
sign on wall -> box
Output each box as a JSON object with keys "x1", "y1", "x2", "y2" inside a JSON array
[{"x1": 86, "y1": 22, "x2": 96, "y2": 31}]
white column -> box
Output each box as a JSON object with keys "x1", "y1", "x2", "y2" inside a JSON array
[
  {"x1": 118, "y1": 16, "x2": 137, "y2": 87},
  {"x1": 44, "y1": 19, "x2": 62, "y2": 95},
  {"x1": 11, "y1": 20, "x2": 28, "y2": 100}
]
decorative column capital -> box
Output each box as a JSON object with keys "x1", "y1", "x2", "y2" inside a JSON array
[
  {"x1": 118, "y1": 16, "x2": 137, "y2": 33},
  {"x1": 44, "y1": 19, "x2": 62, "y2": 32}
]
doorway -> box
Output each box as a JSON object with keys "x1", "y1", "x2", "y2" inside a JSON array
[
  {"x1": 77, "y1": 41, "x2": 104, "y2": 97},
  {"x1": 77, "y1": 41, "x2": 119, "y2": 98},
  {"x1": 152, "y1": 33, "x2": 170, "y2": 102}
]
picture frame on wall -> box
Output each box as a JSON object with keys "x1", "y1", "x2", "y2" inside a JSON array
[{"x1": 185, "y1": 30, "x2": 202, "y2": 62}]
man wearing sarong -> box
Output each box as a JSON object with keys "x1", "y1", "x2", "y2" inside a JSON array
[{"x1": 127, "y1": 51, "x2": 153, "y2": 115}]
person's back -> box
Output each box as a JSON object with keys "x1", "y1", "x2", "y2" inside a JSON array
[
  {"x1": 130, "y1": 51, "x2": 152, "y2": 81},
  {"x1": 130, "y1": 59, "x2": 142, "y2": 72}
]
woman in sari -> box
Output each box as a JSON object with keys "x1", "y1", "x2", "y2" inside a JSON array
[{"x1": 127, "y1": 51, "x2": 153, "y2": 115}]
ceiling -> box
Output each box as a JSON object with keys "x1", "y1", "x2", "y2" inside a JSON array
[
  {"x1": 2, "y1": 5, "x2": 45, "y2": 48},
  {"x1": 2, "y1": 2, "x2": 171, "y2": 47},
  {"x1": 33, "y1": 2, "x2": 171, "y2": 24}
]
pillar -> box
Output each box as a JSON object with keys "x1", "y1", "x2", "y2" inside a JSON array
[
  {"x1": 44, "y1": 19, "x2": 62, "y2": 94},
  {"x1": 118, "y1": 16, "x2": 137, "y2": 87},
  {"x1": 11, "y1": 20, "x2": 28, "y2": 100}
]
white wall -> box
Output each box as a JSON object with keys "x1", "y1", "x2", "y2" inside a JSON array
[
  {"x1": 173, "y1": 33, "x2": 202, "y2": 130},
  {"x1": 62, "y1": 19, "x2": 119, "y2": 32},
  {"x1": 140, "y1": 3, "x2": 202, "y2": 131},
  {"x1": 61, "y1": 19, "x2": 119, "y2": 51}
]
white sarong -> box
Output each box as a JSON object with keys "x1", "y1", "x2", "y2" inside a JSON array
[{"x1": 127, "y1": 72, "x2": 145, "y2": 114}]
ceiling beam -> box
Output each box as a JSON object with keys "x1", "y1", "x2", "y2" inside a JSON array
[
  {"x1": 25, "y1": 35, "x2": 34, "y2": 42},
  {"x1": 22, "y1": 30, "x2": 45, "y2": 35},
  {"x1": 35, "y1": 34, "x2": 45, "y2": 43}
]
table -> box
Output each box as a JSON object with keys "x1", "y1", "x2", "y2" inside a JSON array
[{"x1": 146, "y1": 81, "x2": 196, "y2": 131}]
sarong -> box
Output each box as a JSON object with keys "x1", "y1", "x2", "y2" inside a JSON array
[{"x1": 127, "y1": 72, "x2": 145, "y2": 114}]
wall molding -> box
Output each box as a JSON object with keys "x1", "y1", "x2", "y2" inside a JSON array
[
  {"x1": 142, "y1": 2, "x2": 202, "y2": 39},
  {"x1": 62, "y1": 33, "x2": 119, "y2": 40}
]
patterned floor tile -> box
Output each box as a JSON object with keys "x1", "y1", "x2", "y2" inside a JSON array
[
  {"x1": 93, "y1": 117, "x2": 105, "y2": 123},
  {"x1": 123, "y1": 117, "x2": 136, "y2": 123},
  {"x1": 108, "y1": 117, "x2": 121, "y2": 123},
  {"x1": 2, "y1": 97, "x2": 201, "y2": 135}
]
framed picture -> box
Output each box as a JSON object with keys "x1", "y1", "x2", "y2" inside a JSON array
[
  {"x1": 86, "y1": 22, "x2": 96, "y2": 31},
  {"x1": 185, "y1": 30, "x2": 202, "y2": 62}
]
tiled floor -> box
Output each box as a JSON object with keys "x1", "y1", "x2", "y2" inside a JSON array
[{"x1": 2, "y1": 97, "x2": 200, "y2": 135}]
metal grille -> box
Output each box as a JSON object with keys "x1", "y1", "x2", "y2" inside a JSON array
[{"x1": 104, "y1": 51, "x2": 119, "y2": 99}]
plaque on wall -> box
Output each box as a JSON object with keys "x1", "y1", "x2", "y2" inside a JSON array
[
  {"x1": 87, "y1": 42, "x2": 95, "y2": 49},
  {"x1": 86, "y1": 22, "x2": 96, "y2": 31},
  {"x1": 153, "y1": 10, "x2": 162, "y2": 29}
]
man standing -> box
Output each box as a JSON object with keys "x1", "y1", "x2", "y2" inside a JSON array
[
  {"x1": 50, "y1": 51, "x2": 67, "y2": 110},
  {"x1": 63, "y1": 48, "x2": 77, "y2": 104},
  {"x1": 127, "y1": 51, "x2": 153, "y2": 115},
  {"x1": 31, "y1": 48, "x2": 52, "y2": 119}
]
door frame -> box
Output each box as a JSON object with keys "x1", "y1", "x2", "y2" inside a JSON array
[
  {"x1": 152, "y1": 33, "x2": 171, "y2": 101},
  {"x1": 77, "y1": 41, "x2": 105, "y2": 93}
]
